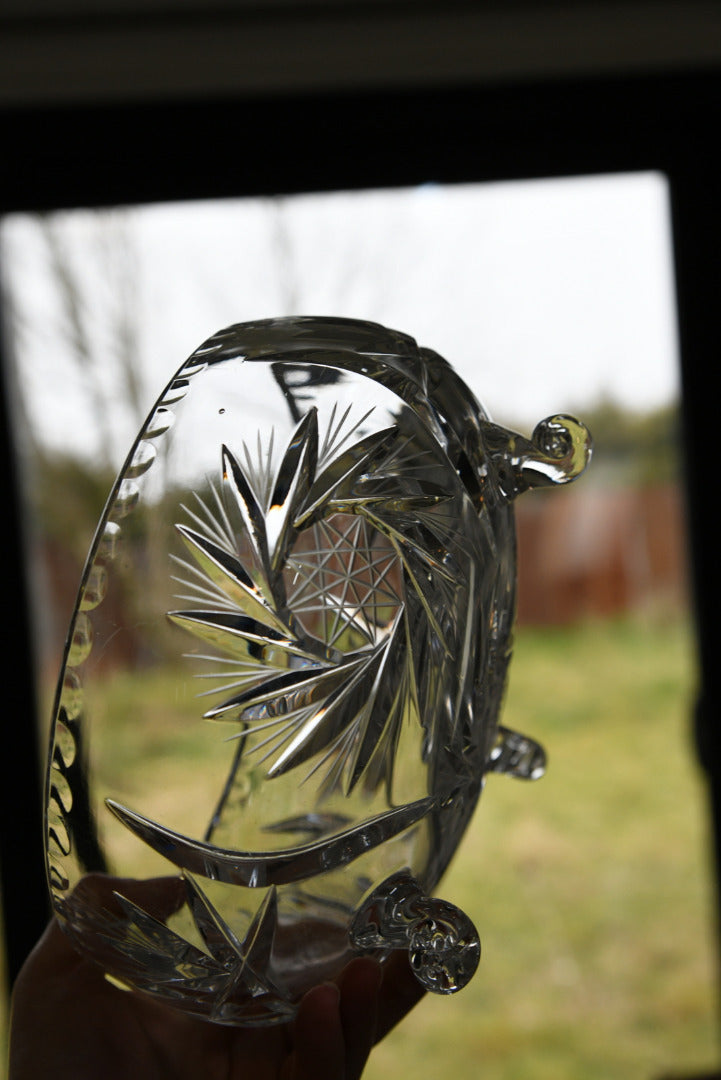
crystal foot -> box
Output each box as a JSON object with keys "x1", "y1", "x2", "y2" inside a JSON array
[{"x1": 350, "y1": 871, "x2": 480, "y2": 994}]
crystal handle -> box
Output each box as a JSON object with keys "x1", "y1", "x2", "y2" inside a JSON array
[
  {"x1": 350, "y1": 871, "x2": 480, "y2": 994},
  {"x1": 485, "y1": 413, "x2": 592, "y2": 498}
]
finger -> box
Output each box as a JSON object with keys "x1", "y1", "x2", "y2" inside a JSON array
[
  {"x1": 288, "y1": 982, "x2": 344, "y2": 1080},
  {"x1": 13, "y1": 918, "x2": 83, "y2": 982},
  {"x1": 337, "y1": 957, "x2": 382, "y2": 1080},
  {"x1": 71, "y1": 872, "x2": 185, "y2": 921},
  {"x1": 374, "y1": 950, "x2": 426, "y2": 1043}
]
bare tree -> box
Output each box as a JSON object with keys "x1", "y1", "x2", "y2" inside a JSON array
[{"x1": 41, "y1": 210, "x2": 146, "y2": 468}]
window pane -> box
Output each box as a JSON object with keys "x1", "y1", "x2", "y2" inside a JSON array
[{"x1": 2, "y1": 172, "x2": 714, "y2": 1076}]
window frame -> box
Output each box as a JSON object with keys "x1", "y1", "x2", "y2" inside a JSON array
[{"x1": 1, "y1": 68, "x2": 719, "y2": 993}]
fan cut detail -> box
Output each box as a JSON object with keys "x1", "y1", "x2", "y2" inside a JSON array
[{"x1": 169, "y1": 405, "x2": 453, "y2": 799}]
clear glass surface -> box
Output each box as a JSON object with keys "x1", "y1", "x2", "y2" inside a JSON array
[{"x1": 44, "y1": 316, "x2": 591, "y2": 1024}]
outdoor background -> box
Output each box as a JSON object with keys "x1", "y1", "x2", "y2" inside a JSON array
[{"x1": 0, "y1": 171, "x2": 716, "y2": 1076}]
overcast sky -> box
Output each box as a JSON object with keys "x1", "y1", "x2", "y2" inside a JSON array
[{"x1": 1, "y1": 170, "x2": 678, "y2": 467}]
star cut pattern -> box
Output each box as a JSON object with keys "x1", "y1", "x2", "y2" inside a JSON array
[
  {"x1": 167, "y1": 405, "x2": 455, "y2": 799},
  {"x1": 286, "y1": 515, "x2": 403, "y2": 652},
  {"x1": 63, "y1": 876, "x2": 293, "y2": 1025}
]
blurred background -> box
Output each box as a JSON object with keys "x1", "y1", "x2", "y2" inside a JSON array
[
  {"x1": 0, "y1": 171, "x2": 714, "y2": 1077},
  {"x1": 3, "y1": 3, "x2": 721, "y2": 1077}
]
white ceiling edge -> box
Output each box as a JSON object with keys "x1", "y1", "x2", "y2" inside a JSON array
[{"x1": 2, "y1": 2, "x2": 721, "y2": 107}]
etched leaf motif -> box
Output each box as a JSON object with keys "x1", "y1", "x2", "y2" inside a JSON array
[
  {"x1": 174, "y1": 525, "x2": 288, "y2": 635},
  {"x1": 63, "y1": 877, "x2": 294, "y2": 1023},
  {"x1": 170, "y1": 406, "x2": 455, "y2": 796}
]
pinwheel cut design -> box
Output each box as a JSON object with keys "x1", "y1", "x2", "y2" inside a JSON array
[{"x1": 167, "y1": 405, "x2": 456, "y2": 801}]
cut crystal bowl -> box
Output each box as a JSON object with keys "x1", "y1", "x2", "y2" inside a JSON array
[{"x1": 44, "y1": 316, "x2": 591, "y2": 1025}]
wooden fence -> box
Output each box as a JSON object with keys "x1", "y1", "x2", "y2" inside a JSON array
[
  {"x1": 515, "y1": 483, "x2": 687, "y2": 625},
  {"x1": 33, "y1": 483, "x2": 689, "y2": 685}
]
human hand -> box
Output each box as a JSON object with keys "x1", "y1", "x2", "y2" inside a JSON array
[{"x1": 8, "y1": 899, "x2": 424, "y2": 1080}]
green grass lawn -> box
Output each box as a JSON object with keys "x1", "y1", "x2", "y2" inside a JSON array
[
  {"x1": 368, "y1": 617, "x2": 718, "y2": 1080},
  {"x1": 2, "y1": 616, "x2": 717, "y2": 1077}
]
